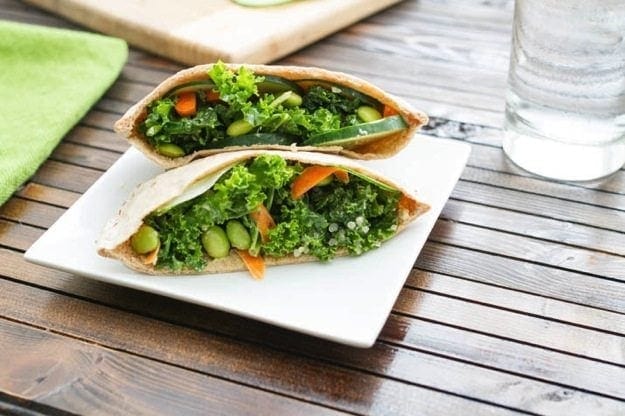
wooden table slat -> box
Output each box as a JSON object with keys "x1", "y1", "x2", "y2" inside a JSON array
[
  {"x1": 3, "y1": 0, "x2": 625, "y2": 414},
  {"x1": 0, "y1": 318, "x2": 344, "y2": 416},
  {"x1": 0, "y1": 277, "x2": 522, "y2": 416}
]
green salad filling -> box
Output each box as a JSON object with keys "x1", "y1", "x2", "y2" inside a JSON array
[
  {"x1": 133, "y1": 154, "x2": 402, "y2": 272},
  {"x1": 140, "y1": 62, "x2": 406, "y2": 157}
]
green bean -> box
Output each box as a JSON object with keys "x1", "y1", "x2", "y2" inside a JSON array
[
  {"x1": 356, "y1": 106, "x2": 382, "y2": 123},
  {"x1": 227, "y1": 119, "x2": 253, "y2": 137},
  {"x1": 130, "y1": 224, "x2": 159, "y2": 254},
  {"x1": 284, "y1": 92, "x2": 303, "y2": 107},
  {"x1": 156, "y1": 143, "x2": 185, "y2": 158},
  {"x1": 226, "y1": 220, "x2": 252, "y2": 250},
  {"x1": 202, "y1": 226, "x2": 231, "y2": 258}
]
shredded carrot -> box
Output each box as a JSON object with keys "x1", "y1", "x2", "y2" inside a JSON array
[
  {"x1": 237, "y1": 250, "x2": 265, "y2": 279},
  {"x1": 333, "y1": 169, "x2": 349, "y2": 184},
  {"x1": 250, "y1": 204, "x2": 276, "y2": 243},
  {"x1": 291, "y1": 166, "x2": 339, "y2": 199},
  {"x1": 383, "y1": 105, "x2": 399, "y2": 117},
  {"x1": 398, "y1": 194, "x2": 415, "y2": 212},
  {"x1": 142, "y1": 244, "x2": 160, "y2": 266},
  {"x1": 175, "y1": 91, "x2": 197, "y2": 117},
  {"x1": 206, "y1": 89, "x2": 220, "y2": 101}
]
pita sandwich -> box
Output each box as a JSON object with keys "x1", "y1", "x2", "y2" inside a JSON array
[
  {"x1": 115, "y1": 62, "x2": 428, "y2": 169},
  {"x1": 97, "y1": 150, "x2": 429, "y2": 278}
]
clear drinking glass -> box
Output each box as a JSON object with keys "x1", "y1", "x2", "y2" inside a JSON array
[{"x1": 503, "y1": 0, "x2": 625, "y2": 181}]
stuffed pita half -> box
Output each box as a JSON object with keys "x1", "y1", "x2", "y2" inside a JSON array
[
  {"x1": 115, "y1": 62, "x2": 428, "y2": 169},
  {"x1": 97, "y1": 150, "x2": 429, "y2": 278}
]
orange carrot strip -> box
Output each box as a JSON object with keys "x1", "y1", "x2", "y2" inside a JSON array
[
  {"x1": 333, "y1": 169, "x2": 349, "y2": 184},
  {"x1": 291, "y1": 166, "x2": 339, "y2": 199},
  {"x1": 398, "y1": 194, "x2": 415, "y2": 212},
  {"x1": 206, "y1": 90, "x2": 220, "y2": 101},
  {"x1": 383, "y1": 105, "x2": 399, "y2": 117},
  {"x1": 250, "y1": 204, "x2": 276, "y2": 243},
  {"x1": 142, "y1": 243, "x2": 160, "y2": 266},
  {"x1": 175, "y1": 91, "x2": 197, "y2": 117},
  {"x1": 237, "y1": 250, "x2": 265, "y2": 279}
]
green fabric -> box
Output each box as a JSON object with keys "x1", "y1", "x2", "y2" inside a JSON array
[{"x1": 0, "y1": 20, "x2": 127, "y2": 205}]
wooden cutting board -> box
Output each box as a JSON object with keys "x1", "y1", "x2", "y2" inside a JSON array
[{"x1": 23, "y1": 0, "x2": 403, "y2": 65}]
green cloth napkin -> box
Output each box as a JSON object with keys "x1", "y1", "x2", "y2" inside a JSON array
[{"x1": 0, "y1": 21, "x2": 127, "y2": 205}]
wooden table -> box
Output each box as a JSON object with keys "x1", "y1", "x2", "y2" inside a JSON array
[{"x1": 2, "y1": 1, "x2": 625, "y2": 415}]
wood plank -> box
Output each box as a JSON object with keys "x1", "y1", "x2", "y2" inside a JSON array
[
  {"x1": 4, "y1": 249, "x2": 625, "y2": 411},
  {"x1": 459, "y1": 165, "x2": 625, "y2": 212},
  {"x1": 417, "y1": 242, "x2": 625, "y2": 315},
  {"x1": 94, "y1": 98, "x2": 129, "y2": 115},
  {"x1": 121, "y1": 63, "x2": 172, "y2": 86},
  {"x1": 0, "y1": 278, "x2": 520, "y2": 416},
  {"x1": 0, "y1": 198, "x2": 65, "y2": 229},
  {"x1": 0, "y1": 318, "x2": 344, "y2": 416},
  {"x1": 430, "y1": 220, "x2": 625, "y2": 281},
  {"x1": 465, "y1": 145, "x2": 625, "y2": 196},
  {"x1": 453, "y1": 179, "x2": 625, "y2": 235},
  {"x1": 0, "y1": 220, "x2": 42, "y2": 251},
  {"x1": 80, "y1": 110, "x2": 121, "y2": 131},
  {"x1": 126, "y1": 49, "x2": 184, "y2": 73},
  {"x1": 65, "y1": 125, "x2": 129, "y2": 153},
  {"x1": 441, "y1": 199, "x2": 625, "y2": 256},
  {"x1": 16, "y1": 183, "x2": 80, "y2": 208},
  {"x1": 394, "y1": 288, "x2": 625, "y2": 365},
  {"x1": 380, "y1": 314, "x2": 625, "y2": 402},
  {"x1": 106, "y1": 80, "x2": 152, "y2": 104},
  {"x1": 406, "y1": 269, "x2": 625, "y2": 336},
  {"x1": 50, "y1": 142, "x2": 120, "y2": 171},
  {"x1": 32, "y1": 161, "x2": 102, "y2": 194}
]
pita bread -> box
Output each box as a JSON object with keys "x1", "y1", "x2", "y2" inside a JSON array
[
  {"x1": 97, "y1": 150, "x2": 430, "y2": 275},
  {"x1": 114, "y1": 63, "x2": 428, "y2": 169}
]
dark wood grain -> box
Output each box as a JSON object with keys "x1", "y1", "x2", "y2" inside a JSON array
[
  {"x1": 16, "y1": 183, "x2": 80, "y2": 208},
  {"x1": 0, "y1": 220, "x2": 42, "y2": 251},
  {"x1": 0, "y1": 198, "x2": 65, "y2": 229},
  {"x1": 441, "y1": 199, "x2": 625, "y2": 256},
  {"x1": 406, "y1": 269, "x2": 625, "y2": 336},
  {"x1": 0, "y1": 318, "x2": 345, "y2": 416},
  {"x1": 3, "y1": 0, "x2": 625, "y2": 414},
  {"x1": 2, "y1": 249, "x2": 625, "y2": 414},
  {"x1": 0, "y1": 277, "x2": 522, "y2": 416},
  {"x1": 64, "y1": 125, "x2": 129, "y2": 154},
  {"x1": 417, "y1": 243, "x2": 625, "y2": 314},
  {"x1": 31, "y1": 161, "x2": 102, "y2": 194}
]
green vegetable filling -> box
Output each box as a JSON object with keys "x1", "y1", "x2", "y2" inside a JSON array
[
  {"x1": 144, "y1": 155, "x2": 401, "y2": 271},
  {"x1": 141, "y1": 62, "x2": 381, "y2": 155}
]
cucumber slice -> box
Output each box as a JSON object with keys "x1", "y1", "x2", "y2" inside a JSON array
[
  {"x1": 302, "y1": 116, "x2": 407, "y2": 148},
  {"x1": 297, "y1": 80, "x2": 382, "y2": 110},
  {"x1": 257, "y1": 75, "x2": 303, "y2": 95},
  {"x1": 233, "y1": 0, "x2": 294, "y2": 6},
  {"x1": 167, "y1": 80, "x2": 216, "y2": 97},
  {"x1": 206, "y1": 133, "x2": 295, "y2": 149}
]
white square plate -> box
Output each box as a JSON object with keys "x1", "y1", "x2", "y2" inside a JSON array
[{"x1": 25, "y1": 135, "x2": 470, "y2": 347}]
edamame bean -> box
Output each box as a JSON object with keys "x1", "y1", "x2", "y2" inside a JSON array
[
  {"x1": 131, "y1": 224, "x2": 159, "y2": 254},
  {"x1": 156, "y1": 143, "x2": 185, "y2": 158},
  {"x1": 356, "y1": 106, "x2": 382, "y2": 123},
  {"x1": 284, "y1": 92, "x2": 302, "y2": 107},
  {"x1": 226, "y1": 220, "x2": 252, "y2": 250},
  {"x1": 202, "y1": 226, "x2": 231, "y2": 258},
  {"x1": 227, "y1": 119, "x2": 253, "y2": 137}
]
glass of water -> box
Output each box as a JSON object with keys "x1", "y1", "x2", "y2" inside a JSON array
[{"x1": 503, "y1": 0, "x2": 625, "y2": 181}]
